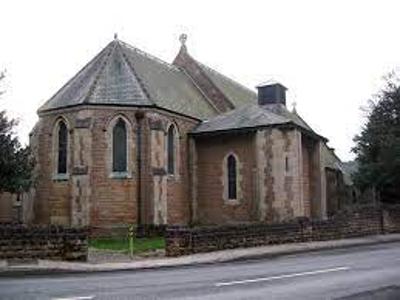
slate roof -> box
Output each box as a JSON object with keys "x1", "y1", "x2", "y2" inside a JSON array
[
  {"x1": 195, "y1": 60, "x2": 258, "y2": 108},
  {"x1": 38, "y1": 37, "x2": 323, "y2": 141},
  {"x1": 192, "y1": 103, "x2": 321, "y2": 137},
  {"x1": 38, "y1": 39, "x2": 218, "y2": 119}
]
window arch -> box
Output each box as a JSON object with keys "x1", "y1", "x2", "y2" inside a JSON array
[
  {"x1": 57, "y1": 120, "x2": 68, "y2": 174},
  {"x1": 227, "y1": 154, "x2": 237, "y2": 199},
  {"x1": 112, "y1": 118, "x2": 127, "y2": 172},
  {"x1": 167, "y1": 125, "x2": 176, "y2": 175}
]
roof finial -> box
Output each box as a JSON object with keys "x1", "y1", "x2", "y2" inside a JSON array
[
  {"x1": 114, "y1": 33, "x2": 118, "y2": 40},
  {"x1": 179, "y1": 33, "x2": 187, "y2": 46},
  {"x1": 292, "y1": 101, "x2": 297, "y2": 113}
]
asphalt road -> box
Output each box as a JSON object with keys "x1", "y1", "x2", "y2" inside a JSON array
[{"x1": 1, "y1": 242, "x2": 400, "y2": 300}]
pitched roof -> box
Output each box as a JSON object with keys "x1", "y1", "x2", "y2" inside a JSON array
[
  {"x1": 321, "y1": 145, "x2": 352, "y2": 185},
  {"x1": 38, "y1": 39, "x2": 218, "y2": 119},
  {"x1": 192, "y1": 103, "x2": 322, "y2": 138},
  {"x1": 195, "y1": 60, "x2": 258, "y2": 108}
]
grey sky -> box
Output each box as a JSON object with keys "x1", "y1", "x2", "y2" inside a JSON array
[{"x1": 1, "y1": 0, "x2": 399, "y2": 161}]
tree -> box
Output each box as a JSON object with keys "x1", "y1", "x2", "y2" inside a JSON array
[
  {"x1": 0, "y1": 71, "x2": 34, "y2": 193},
  {"x1": 352, "y1": 71, "x2": 400, "y2": 203}
]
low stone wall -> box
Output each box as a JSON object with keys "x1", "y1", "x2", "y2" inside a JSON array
[
  {"x1": 136, "y1": 224, "x2": 167, "y2": 238},
  {"x1": 383, "y1": 205, "x2": 400, "y2": 233},
  {"x1": 90, "y1": 225, "x2": 130, "y2": 239},
  {"x1": 309, "y1": 207, "x2": 383, "y2": 241},
  {"x1": 0, "y1": 223, "x2": 88, "y2": 261},
  {"x1": 166, "y1": 206, "x2": 398, "y2": 257},
  {"x1": 90, "y1": 224, "x2": 167, "y2": 238}
]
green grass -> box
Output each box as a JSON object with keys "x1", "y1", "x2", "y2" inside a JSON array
[{"x1": 89, "y1": 237, "x2": 165, "y2": 254}]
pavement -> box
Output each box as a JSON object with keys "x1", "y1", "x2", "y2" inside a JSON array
[
  {"x1": 1, "y1": 233, "x2": 400, "y2": 276},
  {"x1": 1, "y1": 240, "x2": 400, "y2": 299}
]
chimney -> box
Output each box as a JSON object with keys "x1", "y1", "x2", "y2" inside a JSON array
[{"x1": 256, "y1": 81, "x2": 287, "y2": 106}]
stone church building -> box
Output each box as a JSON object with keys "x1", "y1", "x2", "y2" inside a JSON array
[{"x1": 31, "y1": 35, "x2": 346, "y2": 230}]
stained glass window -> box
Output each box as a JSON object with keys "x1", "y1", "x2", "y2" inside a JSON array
[
  {"x1": 57, "y1": 121, "x2": 68, "y2": 174},
  {"x1": 227, "y1": 154, "x2": 237, "y2": 199},
  {"x1": 112, "y1": 118, "x2": 127, "y2": 172},
  {"x1": 167, "y1": 125, "x2": 175, "y2": 175}
]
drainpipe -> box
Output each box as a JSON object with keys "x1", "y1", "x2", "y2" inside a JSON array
[{"x1": 135, "y1": 111, "x2": 145, "y2": 235}]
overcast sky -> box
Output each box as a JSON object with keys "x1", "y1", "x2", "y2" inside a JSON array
[{"x1": 1, "y1": 0, "x2": 400, "y2": 161}]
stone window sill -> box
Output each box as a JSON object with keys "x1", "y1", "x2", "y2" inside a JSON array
[
  {"x1": 110, "y1": 172, "x2": 132, "y2": 179},
  {"x1": 224, "y1": 199, "x2": 240, "y2": 206},
  {"x1": 167, "y1": 174, "x2": 181, "y2": 182},
  {"x1": 52, "y1": 173, "x2": 70, "y2": 181}
]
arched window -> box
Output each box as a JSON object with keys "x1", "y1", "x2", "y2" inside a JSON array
[
  {"x1": 167, "y1": 125, "x2": 175, "y2": 175},
  {"x1": 112, "y1": 118, "x2": 127, "y2": 172},
  {"x1": 227, "y1": 154, "x2": 237, "y2": 199},
  {"x1": 57, "y1": 121, "x2": 68, "y2": 174}
]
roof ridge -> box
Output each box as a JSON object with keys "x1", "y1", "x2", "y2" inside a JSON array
[
  {"x1": 178, "y1": 67, "x2": 220, "y2": 114},
  {"x1": 83, "y1": 41, "x2": 117, "y2": 103},
  {"x1": 118, "y1": 40, "x2": 180, "y2": 72},
  {"x1": 118, "y1": 42, "x2": 154, "y2": 105},
  {"x1": 195, "y1": 59, "x2": 257, "y2": 96}
]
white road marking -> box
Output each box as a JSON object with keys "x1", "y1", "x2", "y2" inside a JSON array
[
  {"x1": 52, "y1": 296, "x2": 95, "y2": 300},
  {"x1": 215, "y1": 266, "x2": 350, "y2": 287}
]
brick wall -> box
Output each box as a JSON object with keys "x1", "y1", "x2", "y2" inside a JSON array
[
  {"x1": 194, "y1": 128, "x2": 314, "y2": 225},
  {"x1": 0, "y1": 223, "x2": 88, "y2": 261},
  {"x1": 165, "y1": 206, "x2": 399, "y2": 257},
  {"x1": 34, "y1": 105, "x2": 197, "y2": 230},
  {"x1": 195, "y1": 133, "x2": 257, "y2": 224}
]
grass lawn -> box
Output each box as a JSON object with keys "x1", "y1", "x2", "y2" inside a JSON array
[{"x1": 89, "y1": 236, "x2": 165, "y2": 254}]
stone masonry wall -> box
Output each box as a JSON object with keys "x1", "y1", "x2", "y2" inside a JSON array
[
  {"x1": 264, "y1": 128, "x2": 303, "y2": 222},
  {"x1": 0, "y1": 193, "x2": 14, "y2": 222},
  {"x1": 146, "y1": 112, "x2": 197, "y2": 225},
  {"x1": 0, "y1": 192, "x2": 34, "y2": 224},
  {"x1": 165, "y1": 206, "x2": 399, "y2": 257},
  {"x1": 383, "y1": 205, "x2": 400, "y2": 233},
  {"x1": 0, "y1": 223, "x2": 88, "y2": 261}
]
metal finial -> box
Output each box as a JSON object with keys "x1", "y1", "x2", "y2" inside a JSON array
[
  {"x1": 179, "y1": 33, "x2": 187, "y2": 46},
  {"x1": 114, "y1": 33, "x2": 118, "y2": 40}
]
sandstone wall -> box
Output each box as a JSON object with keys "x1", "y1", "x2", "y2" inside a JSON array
[
  {"x1": 166, "y1": 206, "x2": 398, "y2": 257},
  {"x1": 0, "y1": 192, "x2": 34, "y2": 224},
  {"x1": 0, "y1": 223, "x2": 88, "y2": 261},
  {"x1": 0, "y1": 193, "x2": 14, "y2": 222},
  {"x1": 259, "y1": 128, "x2": 304, "y2": 222}
]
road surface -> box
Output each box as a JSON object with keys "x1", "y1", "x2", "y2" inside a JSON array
[{"x1": 1, "y1": 242, "x2": 400, "y2": 299}]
